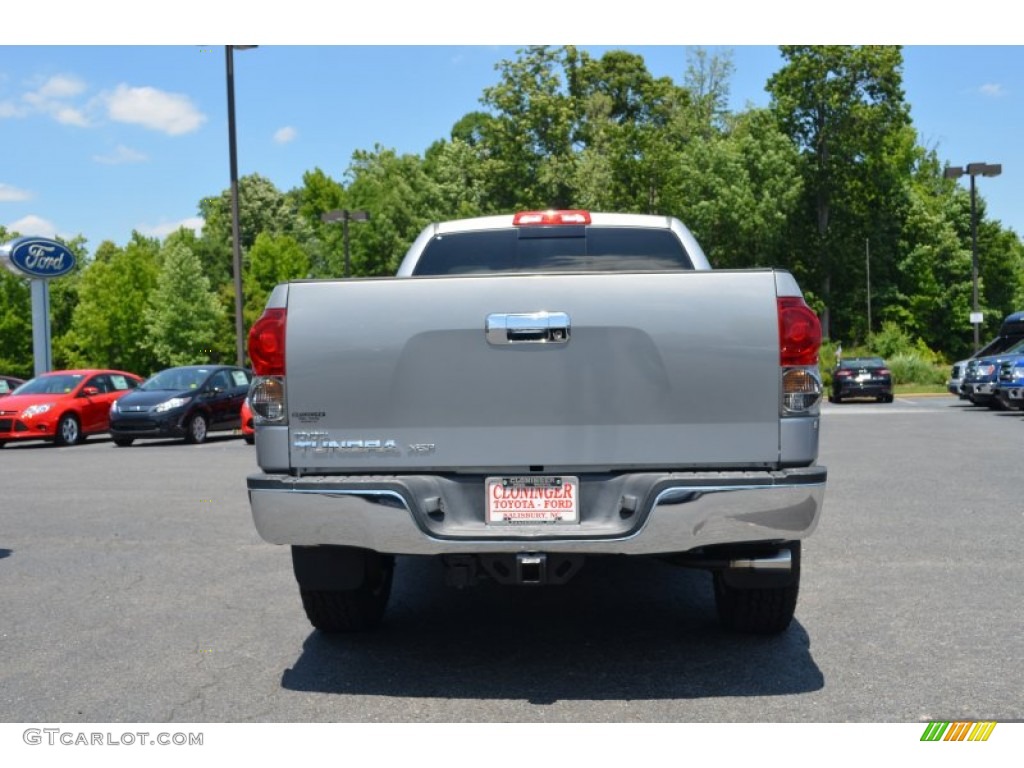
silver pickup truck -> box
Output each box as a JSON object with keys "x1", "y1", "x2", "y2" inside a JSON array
[{"x1": 246, "y1": 210, "x2": 826, "y2": 635}]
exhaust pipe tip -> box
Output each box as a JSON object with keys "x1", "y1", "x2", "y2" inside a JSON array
[{"x1": 729, "y1": 549, "x2": 792, "y2": 572}]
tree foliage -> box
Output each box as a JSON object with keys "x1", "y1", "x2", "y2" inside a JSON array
[
  {"x1": 145, "y1": 239, "x2": 225, "y2": 368},
  {"x1": 767, "y1": 45, "x2": 913, "y2": 341},
  {"x1": 243, "y1": 232, "x2": 310, "y2": 327},
  {"x1": 58, "y1": 233, "x2": 160, "y2": 375}
]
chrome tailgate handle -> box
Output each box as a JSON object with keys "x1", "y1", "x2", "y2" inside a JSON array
[{"x1": 486, "y1": 312, "x2": 571, "y2": 345}]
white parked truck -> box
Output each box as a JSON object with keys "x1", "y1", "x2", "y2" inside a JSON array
[{"x1": 246, "y1": 210, "x2": 827, "y2": 635}]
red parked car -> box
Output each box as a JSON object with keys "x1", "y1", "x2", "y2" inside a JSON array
[
  {"x1": 0, "y1": 375, "x2": 25, "y2": 397},
  {"x1": 0, "y1": 369, "x2": 143, "y2": 447},
  {"x1": 240, "y1": 397, "x2": 254, "y2": 444}
]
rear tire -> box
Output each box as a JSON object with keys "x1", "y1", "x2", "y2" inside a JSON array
[
  {"x1": 296, "y1": 550, "x2": 394, "y2": 632},
  {"x1": 713, "y1": 542, "x2": 800, "y2": 635},
  {"x1": 113, "y1": 437, "x2": 134, "y2": 447},
  {"x1": 243, "y1": 434, "x2": 255, "y2": 445}
]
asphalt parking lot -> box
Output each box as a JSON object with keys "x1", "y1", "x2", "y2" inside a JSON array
[{"x1": 1, "y1": 395, "x2": 1022, "y2": 723}]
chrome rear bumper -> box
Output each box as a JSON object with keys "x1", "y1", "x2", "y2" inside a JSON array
[{"x1": 248, "y1": 467, "x2": 826, "y2": 556}]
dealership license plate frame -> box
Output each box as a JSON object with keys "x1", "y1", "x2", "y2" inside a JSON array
[{"x1": 485, "y1": 476, "x2": 579, "y2": 525}]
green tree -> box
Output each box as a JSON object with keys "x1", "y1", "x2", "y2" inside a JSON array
[
  {"x1": 422, "y1": 137, "x2": 488, "y2": 219},
  {"x1": 669, "y1": 108, "x2": 803, "y2": 269},
  {"x1": 243, "y1": 232, "x2": 309, "y2": 327},
  {"x1": 0, "y1": 225, "x2": 33, "y2": 377},
  {"x1": 199, "y1": 173, "x2": 306, "y2": 252},
  {"x1": 0, "y1": 272, "x2": 31, "y2": 378},
  {"x1": 164, "y1": 227, "x2": 236, "y2": 362},
  {"x1": 198, "y1": 173, "x2": 313, "y2": 292},
  {"x1": 767, "y1": 45, "x2": 912, "y2": 341},
  {"x1": 478, "y1": 46, "x2": 581, "y2": 209},
  {"x1": 683, "y1": 47, "x2": 735, "y2": 135},
  {"x1": 58, "y1": 234, "x2": 159, "y2": 375},
  {"x1": 146, "y1": 239, "x2": 225, "y2": 367},
  {"x1": 887, "y1": 161, "x2": 973, "y2": 357},
  {"x1": 344, "y1": 145, "x2": 439, "y2": 276},
  {"x1": 295, "y1": 167, "x2": 351, "y2": 277}
]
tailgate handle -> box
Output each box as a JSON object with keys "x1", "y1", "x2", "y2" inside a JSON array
[{"x1": 486, "y1": 312, "x2": 571, "y2": 345}]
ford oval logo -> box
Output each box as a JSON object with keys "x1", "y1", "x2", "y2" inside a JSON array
[{"x1": 3, "y1": 237, "x2": 77, "y2": 279}]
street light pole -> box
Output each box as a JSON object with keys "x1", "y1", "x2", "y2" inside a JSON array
[
  {"x1": 944, "y1": 162, "x2": 1002, "y2": 354},
  {"x1": 321, "y1": 209, "x2": 371, "y2": 277},
  {"x1": 865, "y1": 238, "x2": 871, "y2": 337},
  {"x1": 225, "y1": 45, "x2": 256, "y2": 367}
]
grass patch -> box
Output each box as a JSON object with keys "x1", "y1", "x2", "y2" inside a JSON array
[{"x1": 894, "y1": 383, "x2": 950, "y2": 396}]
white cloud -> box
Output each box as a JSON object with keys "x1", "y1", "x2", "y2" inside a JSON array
[
  {"x1": 7, "y1": 74, "x2": 92, "y2": 126},
  {"x1": 6, "y1": 214, "x2": 59, "y2": 238},
  {"x1": 53, "y1": 105, "x2": 90, "y2": 127},
  {"x1": 37, "y1": 74, "x2": 87, "y2": 100},
  {"x1": 0, "y1": 183, "x2": 33, "y2": 202},
  {"x1": 0, "y1": 100, "x2": 29, "y2": 118},
  {"x1": 93, "y1": 145, "x2": 148, "y2": 165},
  {"x1": 273, "y1": 126, "x2": 297, "y2": 144},
  {"x1": 137, "y1": 216, "x2": 205, "y2": 239},
  {"x1": 105, "y1": 84, "x2": 206, "y2": 136},
  {"x1": 23, "y1": 75, "x2": 86, "y2": 108},
  {"x1": 979, "y1": 83, "x2": 1004, "y2": 97}
]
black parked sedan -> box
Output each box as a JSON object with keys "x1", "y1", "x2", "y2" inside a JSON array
[
  {"x1": 829, "y1": 357, "x2": 893, "y2": 403},
  {"x1": 108, "y1": 365, "x2": 251, "y2": 445}
]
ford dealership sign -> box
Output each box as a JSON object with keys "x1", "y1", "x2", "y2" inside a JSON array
[{"x1": 1, "y1": 237, "x2": 77, "y2": 279}]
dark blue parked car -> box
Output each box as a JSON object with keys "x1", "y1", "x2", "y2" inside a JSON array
[
  {"x1": 108, "y1": 365, "x2": 251, "y2": 445},
  {"x1": 829, "y1": 357, "x2": 893, "y2": 403}
]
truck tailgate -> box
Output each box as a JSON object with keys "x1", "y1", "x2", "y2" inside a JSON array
[{"x1": 284, "y1": 271, "x2": 783, "y2": 472}]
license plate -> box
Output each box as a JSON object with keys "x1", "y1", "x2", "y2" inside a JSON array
[{"x1": 486, "y1": 476, "x2": 579, "y2": 524}]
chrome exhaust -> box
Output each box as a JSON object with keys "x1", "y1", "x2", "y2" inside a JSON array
[{"x1": 729, "y1": 549, "x2": 792, "y2": 571}]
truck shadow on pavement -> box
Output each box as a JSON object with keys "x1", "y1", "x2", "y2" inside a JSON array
[{"x1": 281, "y1": 556, "x2": 824, "y2": 703}]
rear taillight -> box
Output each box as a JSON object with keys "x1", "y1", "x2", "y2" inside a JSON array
[
  {"x1": 248, "y1": 308, "x2": 286, "y2": 376},
  {"x1": 778, "y1": 297, "x2": 822, "y2": 415},
  {"x1": 513, "y1": 210, "x2": 592, "y2": 226},
  {"x1": 248, "y1": 308, "x2": 287, "y2": 426},
  {"x1": 778, "y1": 297, "x2": 822, "y2": 366},
  {"x1": 878, "y1": 368, "x2": 891, "y2": 377}
]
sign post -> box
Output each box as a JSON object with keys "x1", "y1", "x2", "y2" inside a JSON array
[{"x1": 0, "y1": 237, "x2": 77, "y2": 377}]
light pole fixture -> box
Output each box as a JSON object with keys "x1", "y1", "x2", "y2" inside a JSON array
[
  {"x1": 226, "y1": 44, "x2": 257, "y2": 367},
  {"x1": 944, "y1": 162, "x2": 1002, "y2": 353},
  {"x1": 321, "y1": 209, "x2": 371, "y2": 278}
]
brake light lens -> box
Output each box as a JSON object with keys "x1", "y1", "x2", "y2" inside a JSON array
[
  {"x1": 778, "y1": 297, "x2": 822, "y2": 366},
  {"x1": 513, "y1": 210, "x2": 592, "y2": 226},
  {"x1": 248, "y1": 308, "x2": 286, "y2": 376},
  {"x1": 878, "y1": 368, "x2": 891, "y2": 377}
]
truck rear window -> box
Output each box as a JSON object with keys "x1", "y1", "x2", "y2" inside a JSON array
[{"x1": 412, "y1": 226, "x2": 694, "y2": 275}]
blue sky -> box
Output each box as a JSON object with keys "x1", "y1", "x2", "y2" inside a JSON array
[{"x1": 2, "y1": 11, "x2": 1023, "y2": 253}]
